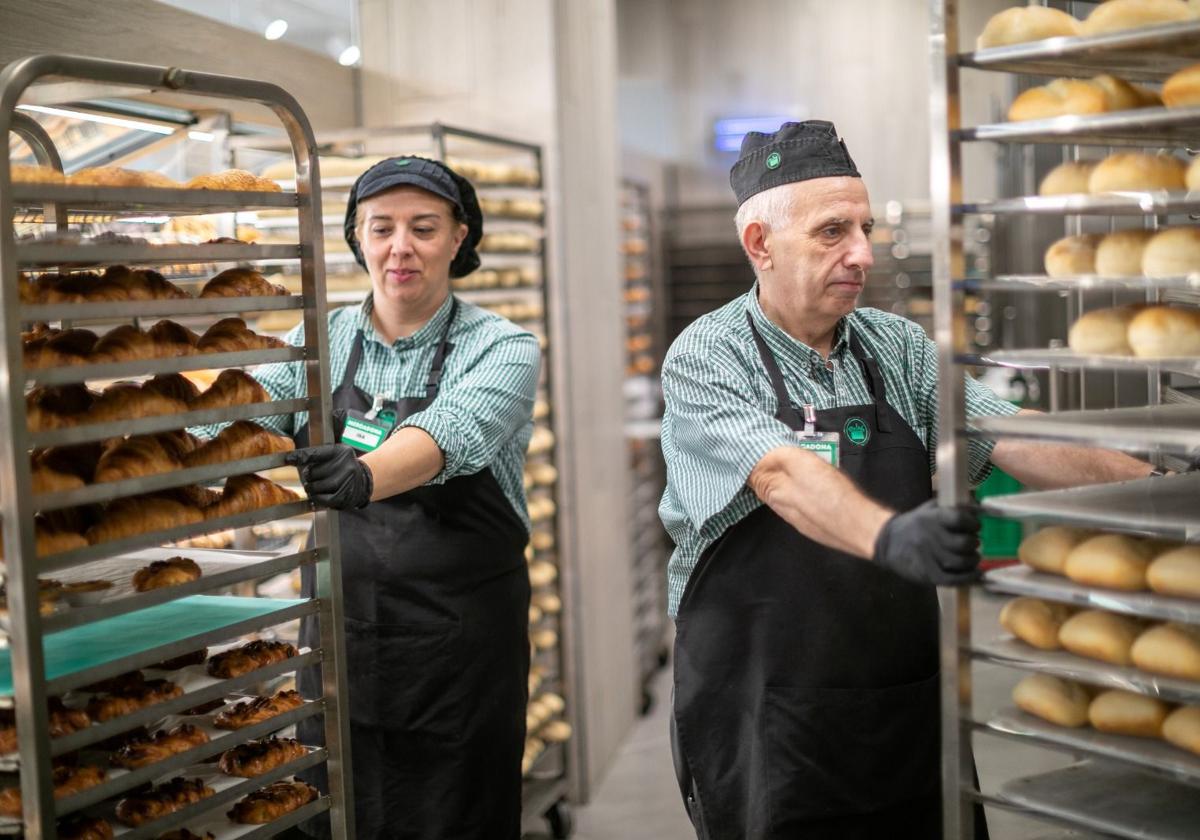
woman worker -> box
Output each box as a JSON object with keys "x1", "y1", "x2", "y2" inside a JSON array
[{"x1": 256, "y1": 156, "x2": 540, "y2": 839}]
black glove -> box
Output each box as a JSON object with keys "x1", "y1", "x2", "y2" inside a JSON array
[
  {"x1": 285, "y1": 444, "x2": 374, "y2": 510},
  {"x1": 872, "y1": 499, "x2": 982, "y2": 586}
]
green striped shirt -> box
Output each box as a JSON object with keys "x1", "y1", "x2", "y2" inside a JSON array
[
  {"x1": 659, "y1": 287, "x2": 1019, "y2": 616},
  {"x1": 217, "y1": 294, "x2": 540, "y2": 530}
]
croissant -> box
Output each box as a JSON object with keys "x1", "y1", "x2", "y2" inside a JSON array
[
  {"x1": 186, "y1": 421, "x2": 294, "y2": 468},
  {"x1": 115, "y1": 777, "x2": 213, "y2": 827},
  {"x1": 208, "y1": 474, "x2": 300, "y2": 520},
  {"x1": 94, "y1": 431, "x2": 198, "y2": 484},
  {"x1": 56, "y1": 814, "x2": 113, "y2": 840},
  {"x1": 26, "y1": 384, "x2": 98, "y2": 431},
  {"x1": 23, "y1": 327, "x2": 98, "y2": 369},
  {"x1": 47, "y1": 270, "x2": 130, "y2": 303},
  {"x1": 218, "y1": 737, "x2": 307, "y2": 777},
  {"x1": 142, "y1": 372, "x2": 201, "y2": 406},
  {"x1": 0, "y1": 765, "x2": 107, "y2": 817},
  {"x1": 0, "y1": 700, "x2": 90, "y2": 753},
  {"x1": 215, "y1": 689, "x2": 304, "y2": 730},
  {"x1": 32, "y1": 441, "x2": 105, "y2": 483},
  {"x1": 92, "y1": 324, "x2": 159, "y2": 363},
  {"x1": 86, "y1": 494, "x2": 204, "y2": 544},
  {"x1": 199, "y1": 267, "x2": 288, "y2": 298},
  {"x1": 206, "y1": 640, "x2": 298, "y2": 679},
  {"x1": 22, "y1": 321, "x2": 55, "y2": 343},
  {"x1": 147, "y1": 320, "x2": 199, "y2": 356},
  {"x1": 227, "y1": 780, "x2": 317, "y2": 824},
  {"x1": 31, "y1": 464, "x2": 84, "y2": 494},
  {"x1": 132, "y1": 556, "x2": 201, "y2": 592},
  {"x1": 190, "y1": 369, "x2": 269, "y2": 411},
  {"x1": 101, "y1": 266, "x2": 189, "y2": 300},
  {"x1": 187, "y1": 169, "x2": 281, "y2": 193},
  {"x1": 86, "y1": 678, "x2": 183, "y2": 723},
  {"x1": 158, "y1": 485, "x2": 221, "y2": 511},
  {"x1": 111, "y1": 723, "x2": 209, "y2": 769},
  {"x1": 91, "y1": 381, "x2": 189, "y2": 424},
  {"x1": 0, "y1": 519, "x2": 91, "y2": 559},
  {"x1": 197, "y1": 318, "x2": 286, "y2": 353}
]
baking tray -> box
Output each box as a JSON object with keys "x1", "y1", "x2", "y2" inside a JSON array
[
  {"x1": 9, "y1": 183, "x2": 298, "y2": 216},
  {"x1": 959, "y1": 105, "x2": 1200, "y2": 146},
  {"x1": 985, "y1": 565, "x2": 1200, "y2": 624},
  {"x1": 969, "y1": 404, "x2": 1200, "y2": 458},
  {"x1": 957, "y1": 274, "x2": 1200, "y2": 294},
  {"x1": 958, "y1": 191, "x2": 1200, "y2": 217},
  {"x1": 965, "y1": 348, "x2": 1200, "y2": 378},
  {"x1": 25, "y1": 346, "x2": 306, "y2": 386},
  {"x1": 21, "y1": 296, "x2": 305, "y2": 323}
]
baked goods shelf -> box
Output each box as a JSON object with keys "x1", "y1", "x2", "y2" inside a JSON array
[
  {"x1": 977, "y1": 709, "x2": 1200, "y2": 789},
  {"x1": 973, "y1": 636, "x2": 1200, "y2": 705},
  {"x1": 9, "y1": 183, "x2": 299, "y2": 216},
  {"x1": 29, "y1": 398, "x2": 312, "y2": 448},
  {"x1": 957, "y1": 191, "x2": 1200, "y2": 217},
  {"x1": 39, "y1": 501, "x2": 314, "y2": 574},
  {"x1": 956, "y1": 273, "x2": 1200, "y2": 293},
  {"x1": 161, "y1": 794, "x2": 331, "y2": 840},
  {"x1": 960, "y1": 20, "x2": 1200, "y2": 82},
  {"x1": 958, "y1": 105, "x2": 1200, "y2": 146},
  {"x1": 16, "y1": 242, "x2": 301, "y2": 269},
  {"x1": 21, "y1": 295, "x2": 306, "y2": 323},
  {"x1": 985, "y1": 565, "x2": 1200, "y2": 625},
  {"x1": 968, "y1": 404, "x2": 1200, "y2": 458},
  {"x1": 960, "y1": 348, "x2": 1200, "y2": 377},
  {"x1": 979, "y1": 472, "x2": 1200, "y2": 543},
  {"x1": 25, "y1": 346, "x2": 307, "y2": 386}
]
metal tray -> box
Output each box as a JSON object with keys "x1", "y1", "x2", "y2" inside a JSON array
[
  {"x1": 986, "y1": 565, "x2": 1200, "y2": 624},
  {"x1": 958, "y1": 191, "x2": 1200, "y2": 217},
  {"x1": 16, "y1": 242, "x2": 300, "y2": 268},
  {"x1": 957, "y1": 274, "x2": 1200, "y2": 294},
  {"x1": 26, "y1": 346, "x2": 306, "y2": 386},
  {"x1": 109, "y1": 793, "x2": 331, "y2": 840},
  {"x1": 21, "y1": 295, "x2": 305, "y2": 322},
  {"x1": 959, "y1": 105, "x2": 1200, "y2": 146},
  {"x1": 970, "y1": 404, "x2": 1200, "y2": 457},
  {"x1": 10, "y1": 183, "x2": 298, "y2": 216},
  {"x1": 965, "y1": 347, "x2": 1200, "y2": 377}
]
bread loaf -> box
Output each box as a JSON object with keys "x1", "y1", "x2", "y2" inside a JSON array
[
  {"x1": 1058, "y1": 609, "x2": 1144, "y2": 665},
  {"x1": 1083, "y1": 0, "x2": 1194, "y2": 36},
  {"x1": 1089, "y1": 152, "x2": 1187, "y2": 193},
  {"x1": 1067, "y1": 306, "x2": 1143, "y2": 355},
  {"x1": 977, "y1": 7, "x2": 1082, "y2": 48},
  {"x1": 1131, "y1": 623, "x2": 1200, "y2": 680},
  {"x1": 1019, "y1": 526, "x2": 1096, "y2": 575},
  {"x1": 1163, "y1": 706, "x2": 1200, "y2": 755},
  {"x1": 1126, "y1": 305, "x2": 1200, "y2": 357},
  {"x1": 1039, "y1": 161, "x2": 1097, "y2": 196},
  {"x1": 1095, "y1": 229, "x2": 1155, "y2": 276},
  {"x1": 1164, "y1": 62, "x2": 1200, "y2": 108},
  {"x1": 1045, "y1": 233, "x2": 1103, "y2": 276},
  {"x1": 1013, "y1": 674, "x2": 1091, "y2": 727},
  {"x1": 1147, "y1": 545, "x2": 1200, "y2": 598},
  {"x1": 1064, "y1": 533, "x2": 1156, "y2": 590},
  {"x1": 1008, "y1": 79, "x2": 1107, "y2": 122},
  {"x1": 1000, "y1": 597, "x2": 1073, "y2": 650},
  {"x1": 1088, "y1": 689, "x2": 1171, "y2": 737},
  {"x1": 1141, "y1": 228, "x2": 1200, "y2": 277}
]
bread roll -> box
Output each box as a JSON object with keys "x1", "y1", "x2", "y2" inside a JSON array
[
  {"x1": 1141, "y1": 228, "x2": 1200, "y2": 278},
  {"x1": 1147, "y1": 545, "x2": 1200, "y2": 598},
  {"x1": 1126, "y1": 305, "x2": 1200, "y2": 357},
  {"x1": 1163, "y1": 62, "x2": 1200, "y2": 108},
  {"x1": 1091, "y1": 74, "x2": 1161, "y2": 111},
  {"x1": 1068, "y1": 305, "x2": 1142, "y2": 354},
  {"x1": 1089, "y1": 152, "x2": 1187, "y2": 193},
  {"x1": 1039, "y1": 160, "x2": 1097, "y2": 196},
  {"x1": 1059, "y1": 609, "x2": 1144, "y2": 665},
  {"x1": 977, "y1": 7, "x2": 1082, "y2": 48},
  {"x1": 1000, "y1": 597, "x2": 1073, "y2": 650},
  {"x1": 1131, "y1": 623, "x2": 1200, "y2": 680},
  {"x1": 11, "y1": 164, "x2": 66, "y2": 184},
  {"x1": 1019, "y1": 526, "x2": 1096, "y2": 575},
  {"x1": 1095, "y1": 229, "x2": 1155, "y2": 276},
  {"x1": 1064, "y1": 533, "x2": 1156, "y2": 590},
  {"x1": 1188, "y1": 156, "x2": 1200, "y2": 192},
  {"x1": 1088, "y1": 689, "x2": 1171, "y2": 737},
  {"x1": 1045, "y1": 233, "x2": 1103, "y2": 276},
  {"x1": 1008, "y1": 79, "x2": 1107, "y2": 122},
  {"x1": 1082, "y1": 0, "x2": 1194, "y2": 36},
  {"x1": 1163, "y1": 706, "x2": 1200, "y2": 755},
  {"x1": 1013, "y1": 674, "x2": 1092, "y2": 727}
]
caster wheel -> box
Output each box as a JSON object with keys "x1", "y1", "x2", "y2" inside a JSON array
[
  {"x1": 656, "y1": 646, "x2": 670, "y2": 669},
  {"x1": 546, "y1": 798, "x2": 574, "y2": 839},
  {"x1": 640, "y1": 687, "x2": 654, "y2": 717}
]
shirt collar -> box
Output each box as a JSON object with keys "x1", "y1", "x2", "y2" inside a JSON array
[
  {"x1": 743, "y1": 283, "x2": 851, "y2": 372},
  {"x1": 357, "y1": 292, "x2": 456, "y2": 350}
]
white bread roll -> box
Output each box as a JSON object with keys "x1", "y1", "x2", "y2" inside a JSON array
[
  {"x1": 1067, "y1": 306, "x2": 1142, "y2": 354},
  {"x1": 1058, "y1": 609, "x2": 1144, "y2": 665},
  {"x1": 1092, "y1": 74, "x2": 1162, "y2": 110},
  {"x1": 1163, "y1": 706, "x2": 1200, "y2": 756},
  {"x1": 1019, "y1": 526, "x2": 1096, "y2": 575},
  {"x1": 1083, "y1": 0, "x2": 1194, "y2": 35},
  {"x1": 1008, "y1": 79, "x2": 1107, "y2": 121},
  {"x1": 1000, "y1": 597, "x2": 1074, "y2": 650},
  {"x1": 1147, "y1": 545, "x2": 1200, "y2": 599},
  {"x1": 978, "y1": 7, "x2": 1082, "y2": 48},
  {"x1": 1064, "y1": 533, "x2": 1156, "y2": 590},
  {"x1": 1039, "y1": 160, "x2": 1098, "y2": 196},
  {"x1": 1142, "y1": 228, "x2": 1200, "y2": 277},
  {"x1": 1088, "y1": 689, "x2": 1171, "y2": 737},
  {"x1": 1045, "y1": 233, "x2": 1103, "y2": 276},
  {"x1": 1131, "y1": 623, "x2": 1200, "y2": 680},
  {"x1": 1127, "y1": 305, "x2": 1200, "y2": 357},
  {"x1": 1089, "y1": 152, "x2": 1188, "y2": 193},
  {"x1": 1096, "y1": 229, "x2": 1156, "y2": 276},
  {"x1": 1014, "y1": 674, "x2": 1092, "y2": 727},
  {"x1": 1189, "y1": 157, "x2": 1200, "y2": 192},
  {"x1": 1163, "y1": 62, "x2": 1200, "y2": 108}
]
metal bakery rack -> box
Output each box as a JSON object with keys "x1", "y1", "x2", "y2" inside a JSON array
[
  {"x1": 1, "y1": 54, "x2": 353, "y2": 838},
  {"x1": 931, "y1": 7, "x2": 1200, "y2": 839}
]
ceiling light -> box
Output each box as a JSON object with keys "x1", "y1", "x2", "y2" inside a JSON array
[
  {"x1": 338, "y1": 45, "x2": 361, "y2": 66},
  {"x1": 187, "y1": 130, "x2": 215, "y2": 142},
  {"x1": 265, "y1": 19, "x2": 288, "y2": 40},
  {"x1": 16, "y1": 104, "x2": 174, "y2": 135}
]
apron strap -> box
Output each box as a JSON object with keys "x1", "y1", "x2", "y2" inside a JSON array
[
  {"x1": 848, "y1": 330, "x2": 891, "y2": 432},
  {"x1": 341, "y1": 329, "x2": 367, "y2": 388},
  {"x1": 423, "y1": 297, "x2": 460, "y2": 400},
  {"x1": 745, "y1": 313, "x2": 806, "y2": 428}
]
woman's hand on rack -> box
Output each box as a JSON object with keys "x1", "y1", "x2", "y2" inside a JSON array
[{"x1": 286, "y1": 444, "x2": 374, "y2": 510}]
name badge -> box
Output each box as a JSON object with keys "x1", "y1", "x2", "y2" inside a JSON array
[
  {"x1": 794, "y1": 403, "x2": 840, "y2": 467},
  {"x1": 341, "y1": 416, "x2": 388, "y2": 452}
]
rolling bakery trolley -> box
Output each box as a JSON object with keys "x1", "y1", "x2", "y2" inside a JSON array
[
  {"x1": 1, "y1": 54, "x2": 353, "y2": 838},
  {"x1": 931, "y1": 5, "x2": 1200, "y2": 838}
]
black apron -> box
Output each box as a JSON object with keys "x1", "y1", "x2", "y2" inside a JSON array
[
  {"x1": 293, "y1": 300, "x2": 531, "y2": 840},
  {"x1": 670, "y1": 314, "x2": 986, "y2": 839}
]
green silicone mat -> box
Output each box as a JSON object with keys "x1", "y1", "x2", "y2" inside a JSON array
[{"x1": 0, "y1": 595, "x2": 304, "y2": 695}]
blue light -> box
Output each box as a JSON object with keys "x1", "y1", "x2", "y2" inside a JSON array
[{"x1": 713, "y1": 115, "x2": 795, "y2": 152}]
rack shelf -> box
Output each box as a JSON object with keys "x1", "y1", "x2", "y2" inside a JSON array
[
  {"x1": 21, "y1": 295, "x2": 305, "y2": 322},
  {"x1": 959, "y1": 106, "x2": 1200, "y2": 146},
  {"x1": 970, "y1": 404, "x2": 1200, "y2": 457},
  {"x1": 26, "y1": 346, "x2": 306, "y2": 385},
  {"x1": 963, "y1": 347, "x2": 1200, "y2": 377},
  {"x1": 985, "y1": 565, "x2": 1200, "y2": 625},
  {"x1": 16, "y1": 241, "x2": 299, "y2": 268},
  {"x1": 957, "y1": 273, "x2": 1200, "y2": 293},
  {"x1": 10, "y1": 183, "x2": 299, "y2": 216},
  {"x1": 958, "y1": 191, "x2": 1200, "y2": 217}
]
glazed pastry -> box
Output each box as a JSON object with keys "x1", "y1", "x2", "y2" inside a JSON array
[
  {"x1": 218, "y1": 736, "x2": 307, "y2": 777},
  {"x1": 0, "y1": 699, "x2": 90, "y2": 753},
  {"x1": 190, "y1": 369, "x2": 269, "y2": 411},
  {"x1": 132, "y1": 557, "x2": 202, "y2": 592},
  {"x1": 86, "y1": 678, "x2": 183, "y2": 722},
  {"x1": 185, "y1": 421, "x2": 294, "y2": 468},
  {"x1": 214, "y1": 689, "x2": 304, "y2": 730},
  {"x1": 111, "y1": 723, "x2": 209, "y2": 769},
  {"x1": 207, "y1": 474, "x2": 300, "y2": 520},
  {"x1": 206, "y1": 640, "x2": 298, "y2": 679},
  {"x1": 199, "y1": 267, "x2": 288, "y2": 298},
  {"x1": 25, "y1": 384, "x2": 97, "y2": 431},
  {"x1": 90, "y1": 381, "x2": 190, "y2": 424},
  {"x1": 197, "y1": 318, "x2": 287, "y2": 353},
  {"x1": 57, "y1": 814, "x2": 113, "y2": 840},
  {"x1": 85, "y1": 494, "x2": 204, "y2": 544},
  {"x1": 0, "y1": 765, "x2": 106, "y2": 817},
  {"x1": 81, "y1": 670, "x2": 145, "y2": 694},
  {"x1": 227, "y1": 780, "x2": 318, "y2": 824},
  {"x1": 153, "y1": 648, "x2": 208, "y2": 671},
  {"x1": 115, "y1": 777, "x2": 214, "y2": 827},
  {"x1": 94, "y1": 431, "x2": 198, "y2": 483}
]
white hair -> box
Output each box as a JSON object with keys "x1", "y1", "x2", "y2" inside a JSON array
[{"x1": 734, "y1": 185, "x2": 799, "y2": 247}]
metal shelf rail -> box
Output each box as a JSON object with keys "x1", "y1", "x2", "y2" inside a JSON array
[
  {"x1": 930, "y1": 7, "x2": 1200, "y2": 839},
  {"x1": 0, "y1": 53, "x2": 354, "y2": 838}
]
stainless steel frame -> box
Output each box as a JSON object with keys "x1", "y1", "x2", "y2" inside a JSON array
[{"x1": 0, "y1": 53, "x2": 353, "y2": 838}]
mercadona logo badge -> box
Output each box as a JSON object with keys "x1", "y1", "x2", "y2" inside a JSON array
[{"x1": 844, "y1": 417, "x2": 870, "y2": 446}]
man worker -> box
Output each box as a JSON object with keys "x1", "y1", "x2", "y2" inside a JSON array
[{"x1": 660, "y1": 121, "x2": 1155, "y2": 839}]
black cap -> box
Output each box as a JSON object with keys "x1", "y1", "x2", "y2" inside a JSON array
[
  {"x1": 343, "y1": 155, "x2": 483, "y2": 278},
  {"x1": 729, "y1": 120, "x2": 860, "y2": 207}
]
